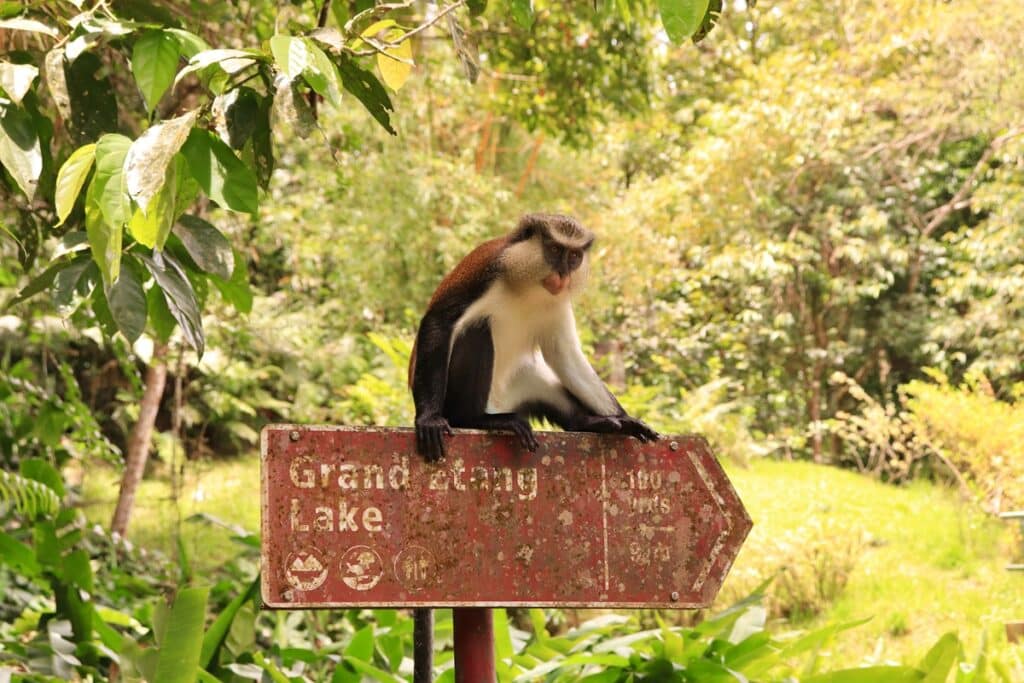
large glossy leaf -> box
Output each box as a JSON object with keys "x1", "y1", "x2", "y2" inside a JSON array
[
  {"x1": 53, "y1": 257, "x2": 95, "y2": 312},
  {"x1": 304, "y1": 41, "x2": 343, "y2": 107},
  {"x1": 180, "y1": 128, "x2": 259, "y2": 214},
  {"x1": 124, "y1": 109, "x2": 197, "y2": 210},
  {"x1": 54, "y1": 143, "x2": 96, "y2": 225},
  {"x1": 127, "y1": 155, "x2": 180, "y2": 249},
  {"x1": 131, "y1": 30, "x2": 181, "y2": 112},
  {"x1": 659, "y1": 0, "x2": 711, "y2": 43},
  {"x1": 106, "y1": 259, "x2": 147, "y2": 342},
  {"x1": 336, "y1": 55, "x2": 396, "y2": 135},
  {"x1": 153, "y1": 586, "x2": 208, "y2": 683},
  {"x1": 94, "y1": 133, "x2": 132, "y2": 229},
  {"x1": 174, "y1": 214, "x2": 234, "y2": 280},
  {"x1": 146, "y1": 284, "x2": 176, "y2": 343},
  {"x1": 0, "y1": 61, "x2": 39, "y2": 104},
  {"x1": 140, "y1": 251, "x2": 204, "y2": 356},
  {"x1": 0, "y1": 104, "x2": 42, "y2": 199},
  {"x1": 269, "y1": 35, "x2": 308, "y2": 80},
  {"x1": 921, "y1": 632, "x2": 959, "y2": 682}
]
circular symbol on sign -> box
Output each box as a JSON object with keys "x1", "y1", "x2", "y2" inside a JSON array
[
  {"x1": 394, "y1": 545, "x2": 436, "y2": 592},
  {"x1": 285, "y1": 550, "x2": 328, "y2": 591},
  {"x1": 340, "y1": 546, "x2": 384, "y2": 591}
]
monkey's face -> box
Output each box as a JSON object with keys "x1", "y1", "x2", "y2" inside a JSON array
[{"x1": 504, "y1": 214, "x2": 594, "y2": 297}]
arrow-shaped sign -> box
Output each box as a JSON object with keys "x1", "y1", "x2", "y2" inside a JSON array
[{"x1": 261, "y1": 426, "x2": 751, "y2": 609}]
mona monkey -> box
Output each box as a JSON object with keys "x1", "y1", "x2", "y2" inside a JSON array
[{"x1": 409, "y1": 212, "x2": 659, "y2": 461}]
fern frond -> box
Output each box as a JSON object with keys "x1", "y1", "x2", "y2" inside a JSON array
[{"x1": 0, "y1": 469, "x2": 61, "y2": 519}]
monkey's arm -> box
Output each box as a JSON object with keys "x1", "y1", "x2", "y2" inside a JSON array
[
  {"x1": 410, "y1": 308, "x2": 457, "y2": 461},
  {"x1": 540, "y1": 308, "x2": 658, "y2": 442}
]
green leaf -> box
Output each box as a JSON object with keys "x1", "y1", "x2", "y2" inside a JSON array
[
  {"x1": 0, "y1": 530, "x2": 40, "y2": 576},
  {"x1": 346, "y1": 625, "x2": 375, "y2": 661},
  {"x1": 20, "y1": 458, "x2": 64, "y2": 497},
  {"x1": 131, "y1": 30, "x2": 181, "y2": 112},
  {"x1": 173, "y1": 215, "x2": 234, "y2": 279},
  {"x1": 180, "y1": 128, "x2": 259, "y2": 214},
  {"x1": 107, "y1": 259, "x2": 147, "y2": 342},
  {"x1": 62, "y1": 549, "x2": 94, "y2": 592},
  {"x1": 921, "y1": 632, "x2": 960, "y2": 682},
  {"x1": 53, "y1": 256, "x2": 95, "y2": 312},
  {"x1": 494, "y1": 608, "x2": 514, "y2": 660},
  {"x1": 211, "y1": 249, "x2": 252, "y2": 314},
  {"x1": 127, "y1": 154, "x2": 180, "y2": 249},
  {"x1": 93, "y1": 133, "x2": 132, "y2": 228},
  {"x1": 510, "y1": 0, "x2": 534, "y2": 28},
  {"x1": 468, "y1": 0, "x2": 487, "y2": 17},
  {"x1": 200, "y1": 574, "x2": 259, "y2": 668},
  {"x1": 214, "y1": 87, "x2": 259, "y2": 150},
  {"x1": 341, "y1": 656, "x2": 403, "y2": 683},
  {"x1": 305, "y1": 41, "x2": 344, "y2": 107},
  {"x1": 692, "y1": 0, "x2": 723, "y2": 43},
  {"x1": 804, "y1": 666, "x2": 926, "y2": 683},
  {"x1": 55, "y1": 143, "x2": 96, "y2": 226},
  {"x1": 165, "y1": 28, "x2": 209, "y2": 59},
  {"x1": 140, "y1": 251, "x2": 204, "y2": 356},
  {"x1": 270, "y1": 35, "x2": 308, "y2": 81},
  {"x1": 125, "y1": 110, "x2": 197, "y2": 211},
  {"x1": 146, "y1": 283, "x2": 176, "y2": 343},
  {"x1": 0, "y1": 104, "x2": 42, "y2": 199},
  {"x1": 336, "y1": 55, "x2": 396, "y2": 135},
  {"x1": 659, "y1": 0, "x2": 711, "y2": 43},
  {"x1": 0, "y1": 61, "x2": 38, "y2": 105},
  {"x1": 251, "y1": 94, "x2": 274, "y2": 188},
  {"x1": 153, "y1": 586, "x2": 209, "y2": 683}
]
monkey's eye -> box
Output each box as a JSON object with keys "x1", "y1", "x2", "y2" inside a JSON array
[{"x1": 567, "y1": 250, "x2": 583, "y2": 270}]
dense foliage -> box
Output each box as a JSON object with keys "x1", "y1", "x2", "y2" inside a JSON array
[{"x1": 1, "y1": 0, "x2": 1023, "y2": 680}]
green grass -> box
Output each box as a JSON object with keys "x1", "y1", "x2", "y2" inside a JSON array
[{"x1": 80, "y1": 456, "x2": 1024, "y2": 668}]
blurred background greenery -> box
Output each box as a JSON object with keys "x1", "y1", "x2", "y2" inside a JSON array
[{"x1": 2, "y1": 0, "x2": 1023, "y2": 680}]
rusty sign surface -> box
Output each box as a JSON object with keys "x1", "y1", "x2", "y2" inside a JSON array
[{"x1": 261, "y1": 426, "x2": 751, "y2": 609}]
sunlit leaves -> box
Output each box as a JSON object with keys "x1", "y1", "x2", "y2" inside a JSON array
[
  {"x1": 180, "y1": 128, "x2": 259, "y2": 214},
  {"x1": 124, "y1": 109, "x2": 197, "y2": 210},
  {"x1": 659, "y1": 0, "x2": 711, "y2": 43},
  {"x1": 131, "y1": 30, "x2": 181, "y2": 112},
  {"x1": 270, "y1": 35, "x2": 343, "y2": 107},
  {"x1": 0, "y1": 16, "x2": 58, "y2": 38},
  {"x1": 272, "y1": 74, "x2": 316, "y2": 139},
  {"x1": 375, "y1": 30, "x2": 413, "y2": 91},
  {"x1": 43, "y1": 48, "x2": 71, "y2": 120},
  {"x1": 54, "y1": 142, "x2": 96, "y2": 225},
  {"x1": 85, "y1": 133, "x2": 131, "y2": 285},
  {"x1": 127, "y1": 155, "x2": 180, "y2": 249},
  {"x1": 0, "y1": 104, "x2": 42, "y2": 199},
  {"x1": 0, "y1": 61, "x2": 39, "y2": 104}
]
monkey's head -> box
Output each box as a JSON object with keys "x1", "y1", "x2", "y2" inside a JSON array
[{"x1": 504, "y1": 213, "x2": 595, "y2": 297}]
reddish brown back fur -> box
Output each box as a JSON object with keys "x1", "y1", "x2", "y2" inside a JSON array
[{"x1": 408, "y1": 236, "x2": 510, "y2": 387}]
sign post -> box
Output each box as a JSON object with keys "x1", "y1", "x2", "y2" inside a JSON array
[{"x1": 261, "y1": 426, "x2": 752, "y2": 679}]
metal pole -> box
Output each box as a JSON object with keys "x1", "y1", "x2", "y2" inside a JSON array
[
  {"x1": 453, "y1": 608, "x2": 495, "y2": 683},
  {"x1": 413, "y1": 608, "x2": 433, "y2": 683}
]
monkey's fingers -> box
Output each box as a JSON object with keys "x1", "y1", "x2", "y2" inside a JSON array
[
  {"x1": 620, "y1": 417, "x2": 660, "y2": 442},
  {"x1": 513, "y1": 421, "x2": 539, "y2": 452}
]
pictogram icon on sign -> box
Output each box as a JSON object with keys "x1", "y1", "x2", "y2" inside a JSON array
[
  {"x1": 341, "y1": 546, "x2": 384, "y2": 591},
  {"x1": 395, "y1": 545, "x2": 436, "y2": 591},
  {"x1": 285, "y1": 550, "x2": 328, "y2": 591}
]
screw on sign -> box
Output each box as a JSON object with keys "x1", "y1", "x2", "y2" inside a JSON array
[{"x1": 261, "y1": 426, "x2": 752, "y2": 678}]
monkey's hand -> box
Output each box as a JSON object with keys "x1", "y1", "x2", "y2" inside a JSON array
[
  {"x1": 618, "y1": 416, "x2": 660, "y2": 443},
  {"x1": 415, "y1": 414, "x2": 452, "y2": 462}
]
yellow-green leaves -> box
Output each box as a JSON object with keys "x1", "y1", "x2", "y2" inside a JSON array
[
  {"x1": 658, "y1": 0, "x2": 711, "y2": 43},
  {"x1": 55, "y1": 143, "x2": 96, "y2": 226},
  {"x1": 270, "y1": 35, "x2": 343, "y2": 107},
  {"x1": 131, "y1": 30, "x2": 181, "y2": 112},
  {"x1": 361, "y1": 22, "x2": 413, "y2": 92},
  {"x1": 86, "y1": 134, "x2": 131, "y2": 286}
]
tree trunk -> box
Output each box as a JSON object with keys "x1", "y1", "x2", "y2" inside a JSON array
[{"x1": 111, "y1": 342, "x2": 169, "y2": 537}]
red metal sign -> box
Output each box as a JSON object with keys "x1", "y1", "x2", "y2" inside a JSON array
[{"x1": 260, "y1": 426, "x2": 751, "y2": 609}]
